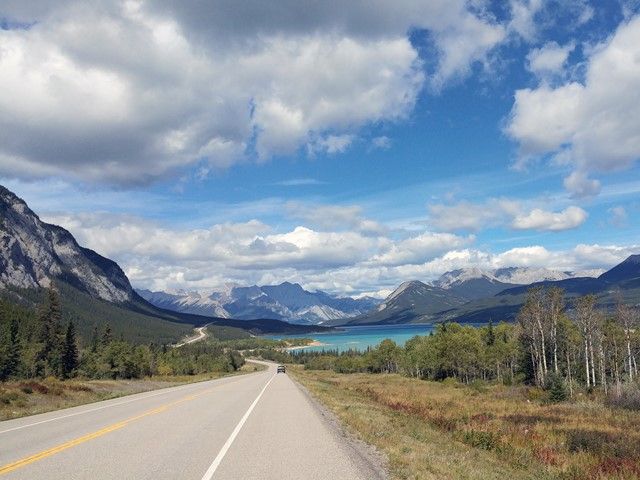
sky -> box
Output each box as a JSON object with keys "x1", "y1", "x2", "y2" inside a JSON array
[{"x1": 1, "y1": 0, "x2": 639, "y2": 298}]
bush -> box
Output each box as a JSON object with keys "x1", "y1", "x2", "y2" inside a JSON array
[
  {"x1": 606, "y1": 383, "x2": 640, "y2": 411},
  {"x1": 545, "y1": 372, "x2": 568, "y2": 403},
  {"x1": 458, "y1": 429, "x2": 501, "y2": 451},
  {"x1": 566, "y1": 429, "x2": 640, "y2": 458}
]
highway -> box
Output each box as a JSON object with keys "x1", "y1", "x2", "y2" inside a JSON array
[{"x1": 0, "y1": 362, "x2": 386, "y2": 479}]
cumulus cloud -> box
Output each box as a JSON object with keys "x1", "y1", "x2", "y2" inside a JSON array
[
  {"x1": 508, "y1": 0, "x2": 545, "y2": 41},
  {"x1": 41, "y1": 207, "x2": 633, "y2": 296},
  {"x1": 0, "y1": 0, "x2": 506, "y2": 184},
  {"x1": 526, "y1": 41, "x2": 575, "y2": 80},
  {"x1": 507, "y1": 15, "x2": 640, "y2": 197},
  {"x1": 511, "y1": 206, "x2": 587, "y2": 231},
  {"x1": 427, "y1": 198, "x2": 521, "y2": 232},
  {"x1": 428, "y1": 198, "x2": 586, "y2": 232},
  {"x1": 308, "y1": 134, "x2": 355, "y2": 156},
  {"x1": 285, "y1": 202, "x2": 386, "y2": 235},
  {"x1": 369, "y1": 232, "x2": 475, "y2": 266}
]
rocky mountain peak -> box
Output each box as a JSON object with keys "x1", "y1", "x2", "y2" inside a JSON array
[{"x1": 0, "y1": 184, "x2": 133, "y2": 303}]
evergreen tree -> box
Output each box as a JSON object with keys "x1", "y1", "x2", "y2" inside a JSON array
[
  {"x1": 36, "y1": 287, "x2": 63, "y2": 376},
  {"x1": 90, "y1": 326, "x2": 99, "y2": 353},
  {"x1": 547, "y1": 371, "x2": 568, "y2": 402},
  {"x1": 61, "y1": 321, "x2": 79, "y2": 379},
  {"x1": 486, "y1": 319, "x2": 496, "y2": 346},
  {"x1": 101, "y1": 324, "x2": 113, "y2": 347},
  {"x1": 0, "y1": 316, "x2": 21, "y2": 380}
]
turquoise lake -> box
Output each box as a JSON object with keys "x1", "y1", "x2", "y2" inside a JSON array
[
  {"x1": 270, "y1": 324, "x2": 436, "y2": 352},
  {"x1": 270, "y1": 323, "x2": 489, "y2": 352}
]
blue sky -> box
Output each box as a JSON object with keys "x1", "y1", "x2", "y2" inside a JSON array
[{"x1": 1, "y1": 0, "x2": 639, "y2": 296}]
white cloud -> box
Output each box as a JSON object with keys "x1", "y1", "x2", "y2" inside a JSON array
[
  {"x1": 309, "y1": 134, "x2": 355, "y2": 156},
  {"x1": 507, "y1": 15, "x2": 640, "y2": 197},
  {"x1": 428, "y1": 198, "x2": 586, "y2": 232},
  {"x1": 370, "y1": 232, "x2": 474, "y2": 266},
  {"x1": 608, "y1": 206, "x2": 628, "y2": 227},
  {"x1": 526, "y1": 41, "x2": 575, "y2": 80},
  {"x1": 428, "y1": 198, "x2": 521, "y2": 231},
  {"x1": 41, "y1": 207, "x2": 634, "y2": 296},
  {"x1": 372, "y1": 136, "x2": 392, "y2": 149},
  {"x1": 0, "y1": 0, "x2": 506, "y2": 184},
  {"x1": 511, "y1": 206, "x2": 587, "y2": 231},
  {"x1": 285, "y1": 202, "x2": 386, "y2": 235},
  {"x1": 563, "y1": 170, "x2": 601, "y2": 198},
  {"x1": 274, "y1": 178, "x2": 325, "y2": 186},
  {"x1": 508, "y1": 0, "x2": 544, "y2": 41}
]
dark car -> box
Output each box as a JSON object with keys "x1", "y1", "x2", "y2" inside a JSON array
[{"x1": 277, "y1": 365, "x2": 286, "y2": 373}]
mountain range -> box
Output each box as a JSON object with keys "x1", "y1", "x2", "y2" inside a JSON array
[
  {"x1": 0, "y1": 185, "x2": 331, "y2": 342},
  {"x1": 139, "y1": 265, "x2": 609, "y2": 326},
  {"x1": 336, "y1": 260, "x2": 638, "y2": 326},
  {"x1": 137, "y1": 282, "x2": 378, "y2": 325}
]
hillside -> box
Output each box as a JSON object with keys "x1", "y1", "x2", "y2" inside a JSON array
[
  {"x1": 334, "y1": 258, "x2": 638, "y2": 326},
  {"x1": 335, "y1": 281, "x2": 467, "y2": 326}
]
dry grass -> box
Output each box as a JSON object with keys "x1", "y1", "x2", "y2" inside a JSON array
[
  {"x1": 0, "y1": 362, "x2": 264, "y2": 421},
  {"x1": 291, "y1": 367, "x2": 640, "y2": 480}
]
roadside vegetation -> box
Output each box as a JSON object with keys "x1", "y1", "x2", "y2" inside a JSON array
[
  {"x1": 279, "y1": 287, "x2": 640, "y2": 479},
  {"x1": 0, "y1": 363, "x2": 264, "y2": 420},
  {"x1": 0, "y1": 288, "x2": 270, "y2": 419}
]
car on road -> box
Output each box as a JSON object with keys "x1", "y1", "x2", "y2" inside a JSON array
[{"x1": 277, "y1": 365, "x2": 286, "y2": 373}]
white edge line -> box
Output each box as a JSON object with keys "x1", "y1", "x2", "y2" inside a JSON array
[
  {"x1": 200, "y1": 373, "x2": 276, "y2": 480},
  {"x1": 0, "y1": 373, "x2": 245, "y2": 435}
]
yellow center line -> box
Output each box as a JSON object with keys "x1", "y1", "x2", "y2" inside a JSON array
[{"x1": 0, "y1": 389, "x2": 209, "y2": 475}]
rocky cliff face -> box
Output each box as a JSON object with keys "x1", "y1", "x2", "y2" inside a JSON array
[{"x1": 0, "y1": 185, "x2": 133, "y2": 303}]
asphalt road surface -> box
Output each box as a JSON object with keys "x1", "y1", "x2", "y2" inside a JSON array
[{"x1": 0, "y1": 362, "x2": 385, "y2": 479}]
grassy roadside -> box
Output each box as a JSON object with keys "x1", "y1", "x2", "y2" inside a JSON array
[
  {"x1": 1, "y1": 362, "x2": 265, "y2": 421},
  {"x1": 290, "y1": 367, "x2": 640, "y2": 480}
]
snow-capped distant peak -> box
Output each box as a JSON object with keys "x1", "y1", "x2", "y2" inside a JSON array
[
  {"x1": 492, "y1": 267, "x2": 601, "y2": 285},
  {"x1": 434, "y1": 268, "x2": 498, "y2": 288},
  {"x1": 433, "y1": 266, "x2": 604, "y2": 289}
]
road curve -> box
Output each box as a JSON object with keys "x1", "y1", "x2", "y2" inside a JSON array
[
  {"x1": 0, "y1": 362, "x2": 386, "y2": 479},
  {"x1": 175, "y1": 324, "x2": 210, "y2": 347}
]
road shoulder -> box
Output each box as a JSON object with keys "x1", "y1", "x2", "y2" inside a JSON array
[{"x1": 288, "y1": 368, "x2": 388, "y2": 480}]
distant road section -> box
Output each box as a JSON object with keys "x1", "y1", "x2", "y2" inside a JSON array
[
  {"x1": 0, "y1": 362, "x2": 386, "y2": 480},
  {"x1": 175, "y1": 324, "x2": 210, "y2": 347}
]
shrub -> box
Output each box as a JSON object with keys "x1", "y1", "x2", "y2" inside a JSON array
[
  {"x1": 606, "y1": 383, "x2": 640, "y2": 411},
  {"x1": 458, "y1": 429, "x2": 501, "y2": 451},
  {"x1": 19, "y1": 381, "x2": 49, "y2": 394},
  {"x1": 469, "y1": 379, "x2": 488, "y2": 393},
  {"x1": 545, "y1": 372, "x2": 568, "y2": 403},
  {"x1": 566, "y1": 429, "x2": 640, "y2": 458},
  {"x1": 0, "y1": 390, "x2": 24, "y2": 405}
]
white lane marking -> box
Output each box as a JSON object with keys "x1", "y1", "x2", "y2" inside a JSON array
[
  {"x1": 200, "y1": 372, "x2": 277, "y2": 480},
  {"x1": 0, "y1": 374, "x2": 247, "y2": 435}
]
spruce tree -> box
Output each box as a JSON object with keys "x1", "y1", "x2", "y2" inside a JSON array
[
  {"x1": 90, "y1": 326, "x2": 99, "y2": 353},
  {"x1": 7, "y1": 317, "x2": 21, "y2": 378},
  {"x1": 547, "y1": 372, "x2": 568, "y2": 402},
  {"x1": 36, "y1": 287, "x2": 62, "y2": 376},
  {"x1": 486, "y1": 319, "x2": 496, "y2": 346},
  {"x1": 61, "y1": 321, "x2": 79, "y2": 379},
  {"x1": 102, "y1": 325, "x2": 113, "y2": 347},
  {"x1": 0, "y1": 314, "x2": 21, "y2": 380}
]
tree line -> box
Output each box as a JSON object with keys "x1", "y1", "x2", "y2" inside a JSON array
[
  {"x1": 0, "y1": 288, "x2": 244, "y2": 381},
  {"x1": 272, "y1": 287, "x2": 639, "y2": 399}
]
